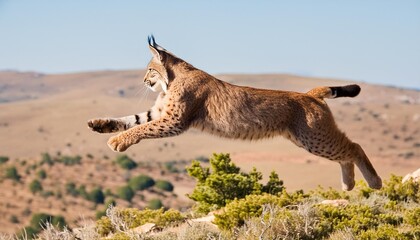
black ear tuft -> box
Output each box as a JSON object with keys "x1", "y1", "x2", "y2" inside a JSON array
[
  {"x1": 151, "y1": 35, "x2": 156, "y2": 47},
  {"x1": 147, "y1": 34, "x2": 167, "y2": 52},
  {"x1": 148, "y1": 35, "x2": 155, "y2": 47},
  {"x1": 148, "y1": 34, "x2": 158, "y2": 48}
]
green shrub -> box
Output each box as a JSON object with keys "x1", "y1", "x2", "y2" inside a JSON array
[
  {"x1": 155, "y1": 180, "x2": 174, "y2": 192},
  {"x1": 18, "y1": 226, "x2": 39, "y2": 240},
  {"x1": 164, "y1": 161, "x2": 180, "y2": 173},
  {"x1": 57, "y1": 155, "x2": 82, "y2": 165},
  {"x1": 262, "y1": 171, "x2": 284, "y2": 195},
  {"x1": 186, "y1": 153, "x2": 285, "y2": 213},
  {"x1": 214, "y1": 191, "x2": 415, "y2": 238},
  {"x1": 78, "y1": 185, "x2": 89, "y2": 199},
  {"x1": 115, "y1": 155, "x2": 137, "y2": 170},
  {"x1": 65, "y1": 182, "x2": 78, "y2": 197},
  {"x1": 30, "y1": 213, "x2": 52, "y2": 231},
  {"x1": 378, "y1": 175, "x2": 420, "y2": 203},
  {"x1": 96, "y1": 216, "x2": 113, "y2": 236},
  {"x1": 5, "y1": 166, "x2": 20, "y2": 181},
  {"x1": 0, "y1": 156, "x2": 9, "y2": 164},
  {"x1": 41, "y1": 190, "x2": 54, "y2": 198},
  {"x1": 29, "y1": 180, "x2": 43, "y2": 194},
  {"x1": 147, "y1": 199, "x2": 163, "y2": 210},
  {"x1": 9, "y1": 215, "x2": 19, "y2": 223},
  {"x1": 55, "y1": 190, "x2": 62, "y2": 199},
  {"x1": 36, "y1": 169, "x2": 47, "y2": 180},
  {"x1": 40, "y1": 152, "x2": 54, "y2": 166},
  {"x1": 404, "y1": 207, "x2": 420, "y2": 226},
  {"x1": 117, "y1": 185, "x2": 135, "y2": 202},
  {"x1": 105, "y1": 198, "x2": 116, "y2": 207},
  {"x1": 128, "y1": 174, "x2": 155, "y2": 191},
  {"x1": 95, "y1": 210, "x2": 107, "y2": 220},
  {"x1": 51, "y1": 215, "x2": 66, "y2": 229},
  {"x1": 108, "y1": 232, "x2": 133, "y2": 240},
  {"x1": 104, "y1": 188, "x2": 113, "y2": 196},
  {"x1": 311, "y1": 186, "x2": 350, "y2": 200},
  {"x1": 214, "y1": 191, "x2": 307, "y2": 230},
  {"x1": 314, "y1": 204, "x2": 379, "y2": 238},
  {"x1": 89, "y1": 187, "x2": 105, "y2": 204},
  {"x1": 355, "y1": 180, "x2": 375, "y2": 198},
  {"x1": 313, "y1": 203, "x2": 408, "y2": 238},
  {"x1": 359, "y1": 224, "x2": 420, "y2": 240},
  {"x1": 29, "y1": 213, "x2": 67, "y2": 231}
]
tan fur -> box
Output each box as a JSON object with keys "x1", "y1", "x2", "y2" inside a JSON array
[{"x1": 88, "y1": 37, "x2": 382, "y2": 190}]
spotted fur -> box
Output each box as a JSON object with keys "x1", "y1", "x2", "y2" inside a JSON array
[{"x1": 88, "y1": 36, "x2": 382, "y2": 190}]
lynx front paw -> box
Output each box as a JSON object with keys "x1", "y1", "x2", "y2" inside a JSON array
[
  {"x1": 88, "y1": 118, "x2": 121, "y2": 133},
  {"x1": 107, "y1": 134, "x2": 131, "y2": 152}
]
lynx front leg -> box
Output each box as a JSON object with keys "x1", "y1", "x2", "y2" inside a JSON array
[
  {"x1": 107, "y1": 117, "x2": 186, "y2": 152},
  {"x1": 88, "y1": 110, "x2": 158, "y2": 133},
  {"x1": 88, "y1": 93, "x2": 165, "y2": 133}
]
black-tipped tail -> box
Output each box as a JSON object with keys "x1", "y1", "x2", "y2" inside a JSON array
[{"x1": 330, "y1": 84, "x2": 361, "y2": 98}]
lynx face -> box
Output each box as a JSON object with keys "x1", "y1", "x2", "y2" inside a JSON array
[{"x1": 143, "y1": 36, "x2": 170, "y2": 93}]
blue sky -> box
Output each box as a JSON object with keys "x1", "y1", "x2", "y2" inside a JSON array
[{"x1": 0, "y1": 1, "x2": 419, "y2": 89}]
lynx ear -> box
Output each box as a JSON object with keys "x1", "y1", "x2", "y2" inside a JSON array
[
  {"x1": 148, "y1": 35, "x2": 169, "y2": 86},
  {"x1": 149, "y1": 45, "x2": 161, "y2": 62},
  {"x1": 148, "y1": 35, "x2": 166, "y2": 62}
]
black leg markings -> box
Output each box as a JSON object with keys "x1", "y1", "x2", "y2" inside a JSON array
[
  {"x1": 135, "y1": 114, "x2": 140, "y2": 125},
  {"x1": 147, "y1": 110, "x2": 152, "y2": 122}
]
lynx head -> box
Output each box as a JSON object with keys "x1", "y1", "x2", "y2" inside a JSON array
[{"x1": 144, "y1": 35, "x2": 171, "y2": 93}]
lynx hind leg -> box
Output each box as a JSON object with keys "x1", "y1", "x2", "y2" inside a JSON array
[
  {"x1": 340, "y1": 162, "x2": 355, "y2": 191},
  {"x1": 327, "y1": 141, "x2": 382, "y2": 190},
  {"x1": 289, "y1": 127, "x2": 381, "y2": 190},
  {"x1": 351, "y1": 143, "x2": 382, "y2": 189}
]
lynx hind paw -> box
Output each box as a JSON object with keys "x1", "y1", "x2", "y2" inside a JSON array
[
  {"x1": 87, "y1": 118, "x2": 120, "y2": 133},
  {"x1": 341, "y1": 181, "x2": 355, "y2": 191},
  {"x1": 368, "y1": 176, "x2": 382, "y2": 190}
]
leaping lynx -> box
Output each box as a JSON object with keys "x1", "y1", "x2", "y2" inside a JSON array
[{"x1": 88, "y1": 36, "x2": 382, "y2": 190}]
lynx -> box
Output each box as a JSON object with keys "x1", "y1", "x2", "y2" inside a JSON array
[{"x1": 88, "y1": 36, "x2": 382, "y2": 190}]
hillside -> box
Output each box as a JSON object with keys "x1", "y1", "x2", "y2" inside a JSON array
[{"x1": 0, "y1": 70, "x2": 419, "y2": 234}]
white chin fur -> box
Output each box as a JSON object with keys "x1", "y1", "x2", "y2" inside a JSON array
[{"x1": 148, "y1": 80, "x2": 167, "y2": 93}]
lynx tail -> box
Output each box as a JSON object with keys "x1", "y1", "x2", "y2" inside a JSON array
[{"x1": 307, "y1": 84, "x2": 361, "y2": 99}]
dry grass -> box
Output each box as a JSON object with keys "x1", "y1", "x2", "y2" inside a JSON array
[
  {"x1": 327, "y1": 228, "x2": 356, "y2": 240},
  {"x1": 0, "y1": 233, "x2": 19, "y2": 240},
  {"x1": 235, "y1": 203, "x2": 318, "y2": 240},
  {"x1": 36, "y1": 223, "x2": 73, "y2": 240}
]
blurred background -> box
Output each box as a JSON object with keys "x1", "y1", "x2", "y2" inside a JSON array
[{"x1": 0, "y1": 0, "x2": 419, "y2": 236}]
